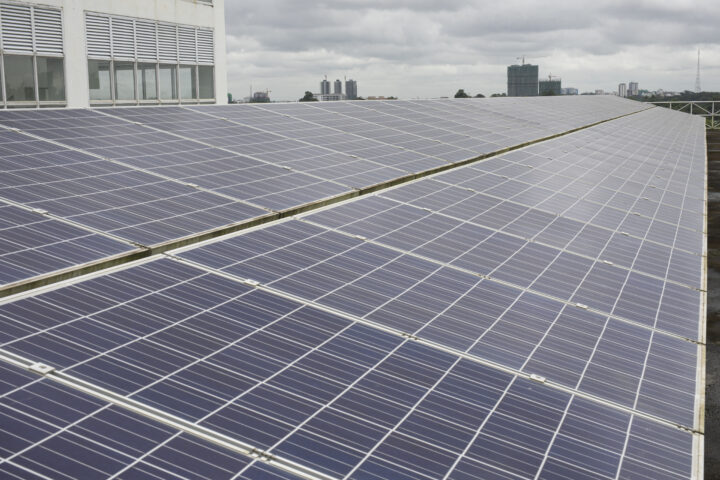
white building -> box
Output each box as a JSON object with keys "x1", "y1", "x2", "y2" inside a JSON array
[
  {"x1": 0, "y1": 0, "x2": 226, "y2": 108},
  {"x1": 314, "y1": 93, "x2": 346, "y2": 101},
  {"x1": 618, "y1": 83, "x2": 627, "y2": 97}
]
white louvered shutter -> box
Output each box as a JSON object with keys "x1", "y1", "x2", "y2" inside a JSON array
[
  {"x1": 32, "y1": 7, "x2": 63, "y2": 55},
  {"x1": 197, "y1": 28, "x2": 214, "y2": 64},
  {"x1": 157, "y1": 23, "x2": 177, "y2": 62},
  {"x1": 178, "y1": 25, "x2": 196, "y2": 63},
  {"x1": 1, "y1": 3, "x2": 33, "y2": 53},
  {"x1": 135, "y1": 19, "x2": 157, "y2": 61},
  {"x1": 110, "y1": 16, "x2": 134, "y2": 59},
  {"x1": 85, "y1": 13, "x2": 111, "y2": 58}
]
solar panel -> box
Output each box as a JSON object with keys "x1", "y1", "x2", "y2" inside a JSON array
[
  {"x1": 0, "y1": 123, "x2": 268, "y2": 247},
  {"x1": 0, "y1": 201, "x2": 138, "y2": 291},
  {"x1": 0, "y1": 255, "x2": 695, "y2": 479},
  {"x1": 0, "y1": 98, "x2": 706, "y2": 480},
  {"x1": 0, "y1": 109, "x2": 350, "y2": 213},
  {"x1": 173, "y1": 218, "x2": 698, "y2": 427}
]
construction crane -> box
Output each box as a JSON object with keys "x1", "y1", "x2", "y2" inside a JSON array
[{"x1": 516, "y1": 56, "x2": 526, "y2": 65}]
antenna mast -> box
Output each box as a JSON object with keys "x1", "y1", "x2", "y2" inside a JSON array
[{"x1": 695, "y1": 49, "x2": 701, "y2": 93}]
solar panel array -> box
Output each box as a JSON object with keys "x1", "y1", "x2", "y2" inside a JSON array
[{"x1": 0, "y1": 97, "x2": 706, "y2": 480}]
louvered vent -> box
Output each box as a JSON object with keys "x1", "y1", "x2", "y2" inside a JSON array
[
  {"x1": 135, "y1": 19, "x2": 157, "y2": 61},
  {"x1": 110, "y1": 16, "x2": 134, "y2": 59},
  {"x1": 157, "y1": 23, "x2": 177, "y2": 62},
  {"x1": 178, "y1": 25, "x2": 196, "y2": 63},
  {"x1": 32, "y1": 7, "x2": 63, "y2": 55},
  {"x1": 85, "y1": 13, "x2": 111, "y2": 58},
  {"x1": 197, "y1": 28, "x2": 214, "y2": 64},
  {"x1": 1, "y1": 3, "x2": 33, "y2": 53}
]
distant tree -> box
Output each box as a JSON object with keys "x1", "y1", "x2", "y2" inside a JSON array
[
  {"x1": 474, "y1": 93, "x2": 485, "y2": 98},
  {"x1": 540, "y1": 90, "x2": 556, "y2": 96},
  {"x1": 454, "y1": 89, "x2": 470, "y2": 98},
  {"x1": 299, "y1": 91, "x2": 317, "y2": 102},
  {"x1": 490, "y1": 93, "x2": 506, "y2": 97}
]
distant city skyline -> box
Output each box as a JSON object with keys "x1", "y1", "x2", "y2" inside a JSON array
[{"x1": 225, "y1": 0, "x2": 719, "y2": 101}]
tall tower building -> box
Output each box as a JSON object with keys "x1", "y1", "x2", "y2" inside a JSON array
[
  {"x1": 345, "y1": 79, "x2": 357, "y2": 100},
  {"x1": 507, "y1": 64, "x2": 539, "y2": 97},
  {"x1": 628, "y1": 82, "x2": 639, "y2": 97},
  {"x1": 334, "y1": 79, "x2": 342, "y2": 95},
  {"x1": 320, "y1": 78, "x2": 330, "y2": 95},
  {"x1": 618, "y1": 83, "x2": 627, "y2": 98}
]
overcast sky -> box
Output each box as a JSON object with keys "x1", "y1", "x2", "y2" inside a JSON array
[{"x1": 224, "y1": 0, "x2": 719, "y2": 101}]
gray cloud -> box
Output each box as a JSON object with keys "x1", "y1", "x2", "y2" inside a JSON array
[{"x1": 224, "y1": 0, "x2": 720, "y2": 101}]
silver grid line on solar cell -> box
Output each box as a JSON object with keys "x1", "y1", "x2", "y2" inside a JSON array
[
  {"x1": 0, "y1": 99, "x2": 705, "y2": 480},
  {"x1": 396, "y1": 119, "x2": 703, "y2": 258},
  {"x1": 0, "y1": 351, "x2": 322, "y2": 480},
  {"x1": 301, "y1": 193, "x2": 699, "y2": 293},
  {"x1": 164, "y1": 235, "x2": 699, "y2": 431},
  {"x1": 0, "y1": 122, "x2": 276, "y2": 220},
  {"x1": 93, "y1": 108, "x2": 372, "y2": 200},
  {"x1": 0, "y1": 293, "x2": 335, "y2": 480},
  {"x1": 296, "y1": 213, "x2": 698, "y2": 345},
  {"x1": 0, "y1": 253, "x2": 701, "y2": 480}
]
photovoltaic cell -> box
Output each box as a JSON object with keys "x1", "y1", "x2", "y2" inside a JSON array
[
  {"x1": 0, "y1": 255, "x2": 694, "y2": 480},
  {"x1": 175, "y1": 219, "x2": 698, "y2": 426},
  {"x1": 0, "y1": 202, "x2": 137, "y2": 288},
  {"x1": 0, "y1": 98, "x2": 704, "y2": 480}
]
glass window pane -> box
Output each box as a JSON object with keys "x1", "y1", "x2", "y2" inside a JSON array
[
  {"x1": 88, "y1": 59, "x2": 112, "y2": 101},
  {"x1": 36, "y1": 57, "x2": 65, "y2": 101},
  {"x1": 179, "y1": 65, "x2": 197, "y2": 100},
  {"x1": 198, "y1": 65, "x2": 214, "y2": 99},
  {"x1": 4, "y1": 55, "x2": 35, "y2": 102},
  {"x1": 159, "y1": 64, "x2": 177, "y2": 100},
  {"x1": 137, "y1": 63, "x2": 157, "y2": 100},
  {"x1": 114, "y1": 62, "x2": 136, "y2": 101}
]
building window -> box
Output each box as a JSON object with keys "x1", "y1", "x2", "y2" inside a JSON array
[
  {"x1": 88, "y1": 60, "x2": 112, "y2": 101},
  {"x1": 4, "y1": 55, "x2": 35, "y2": 102},
  {"x1": 0, "y1": 3, "x2": 65, "y2": 108},
  {"x1": 114, "y1": 62, "x2": 136, "y2": 101},
  {"x1": 36, "y1": 57, "x2": 65, "y2": 101},
  {"x1": 138, "y1": 63, "x2": 158, "y2": 100},
  {"x1": 86, "y1": 12, "x2": 216, "y2": 105},
  {"x1": 159, "y1": 64, "x2": 178, "y2": 100},
  {"x1": 179, "y1": 65, "x2": 197, "y2": 100},
  {"x1": 199, "y1": 66, "x2": 214, "y2": 99}
]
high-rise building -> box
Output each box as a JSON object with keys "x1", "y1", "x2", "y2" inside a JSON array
[
  {"x1": 334, "y1": 79, "x2": 342, "y2": 95},
  {"x1": 539, "y1": 78, "x2": 561, "y2": 95},
  {"x1": 320, "y1": 78, "x2": 330, "y2": 95},
  {"x1": 345, "y1": 79, "x2": 357, "y2": 100},
  {"x1": 507, "y1": 63, "x2": 539, "y2": 96},
  {"x1": 618, "y1": 83, "x2": 627, "y2": 97},
  {"x1": 0, "y1": 0, "x2": 226, "y2": 109},
  {"x1": 628, "y1": 82, "x2": 639, "y2": 97}
]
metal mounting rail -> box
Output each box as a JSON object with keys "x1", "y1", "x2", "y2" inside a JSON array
[{"x1": 0, "y1": 349, "x2": 339, "y2": 480}]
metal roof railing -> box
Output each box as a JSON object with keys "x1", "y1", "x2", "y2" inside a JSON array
[{"x1": 649, "y1": 100, "x2": 720, "y2": 129}]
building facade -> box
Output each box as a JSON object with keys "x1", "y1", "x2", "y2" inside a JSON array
[
  {"x1": 320, "y1": 78, "x2": 330, "y2": 95},
  {"x1": 345, "y1": 78, "x2": 357, "y2": 100},
  {"x1": 314, "y1": 93, "x2": 346, "y2": 101},
  {"x1": 618, "y1": 83, "x2": 627, "y2": 97},
  {"x1": 628, "y1": 81, "x2": 639, "y2": 97},
  {"x1": 507, "y1": 63, "x2": 538, "y2": 97},
  {"x1": 0, "y1": 0, "x2": 226, "y2": 109},
  {"x1": 333, "y1": 78, "x2": 342, "y2": 95},
  {"x1": 539, "y1": 79, "x2": 561, "y2": 95}
]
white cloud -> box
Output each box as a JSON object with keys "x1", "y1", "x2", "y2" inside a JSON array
[{"x1": 223, "y1": 0, "x2": 720, "y2": 101}]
